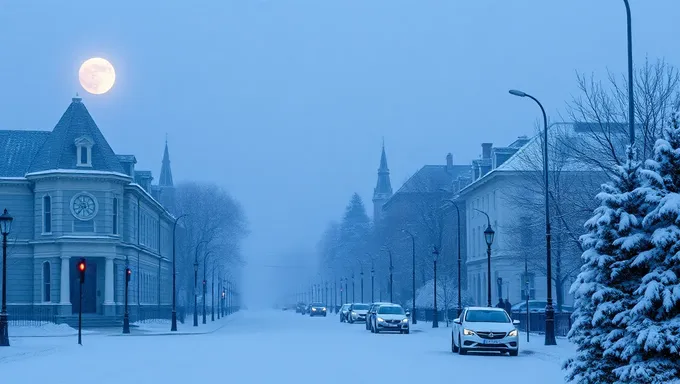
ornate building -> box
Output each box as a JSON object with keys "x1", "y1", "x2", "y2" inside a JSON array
[{"x1": 0, "y1": 96, "x2": 178, "y2": 326}]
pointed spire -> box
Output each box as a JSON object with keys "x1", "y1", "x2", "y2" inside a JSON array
[
  {"x1": 373, "y1": 140, "x2": 393, "y2": 198},
  {"x1": 159, "y1": 138, "x2": 174, "y2": 187}
]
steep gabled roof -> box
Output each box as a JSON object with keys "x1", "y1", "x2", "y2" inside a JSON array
[
  {"x1": 0, "y1": 130, "x2": 51, "y2": 177},
  {"x1": 28, "y1": 97, "x2": 124, "y2": 174},
  {"x1": 397, "y1": 164, "x2": 471, "y2": 194}
]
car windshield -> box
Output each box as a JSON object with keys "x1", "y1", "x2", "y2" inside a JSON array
[
  {"x1": 465, "y1": 310, "x2": 510, "y2": 323},
  {"x1": 312, "y1": 303, "x2": 325, "y2": 307},
  {"x1": 378, "y1": 306, "x2": 404, "y2": 315},
  {"x1": 352, "y1": 304, "x2": 369, "y2": 310}
]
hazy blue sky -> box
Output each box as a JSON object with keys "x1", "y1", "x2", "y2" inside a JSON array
[{"x1": 1, "y1": 1, "x2": 679, "y2": 305}]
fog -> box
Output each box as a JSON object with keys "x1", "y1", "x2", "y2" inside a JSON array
[{"x1": 1, "y1": 0, "x2": 679, "y2": 309}]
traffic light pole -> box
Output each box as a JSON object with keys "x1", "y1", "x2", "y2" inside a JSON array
[{"x1": 78, "y1": 258, "x2": 85, "y2": 345}]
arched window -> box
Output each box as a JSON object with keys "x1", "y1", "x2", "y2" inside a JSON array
[
  {"x1": 43, "y1": 196, "x2": 52, "y2": 233},
  {"x1": 112, "y1": 198, "x2": 119, "y2": 235},
  {"x1": 42, "y1": 262, "x2": 51, "y2": 302}
]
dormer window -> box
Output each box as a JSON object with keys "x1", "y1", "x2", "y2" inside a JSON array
[{"x1": 75, "y1": 136, "x2": 94, "y2": 167}]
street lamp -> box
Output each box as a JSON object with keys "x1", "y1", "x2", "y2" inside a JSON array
[
  {"x1": 432, "y1": 246, "x2": 439, "y2": 328},
  {"x1": 351, "y1": 273, "x2": 355, "y2": 303},
  {"x1": 443, "y1": 199, "x2": 463, "y2": 317},
  {"x1": 474, "y1": 209, "x2": 494, "y2": 307},
  {"x1": 360, "y1": 266, "x2": 364, "y2": 303},
  {"x1": 344, "y1": 278, "x2": 348, "y2": 304},
  {"x1": 0, "y1": 208, "x2": 14, "y2": 347},
  {"x1": 123, "y1": 259, "x2": 131, "y2": 334},
  {"x1": 202, "y1": 252, "x2": 211, "y2": 324},
  {"x1": 193, "y1": 259, "x2": 199, "y2": 327},
  {"x1": 371, "y1": 263, "x2": 375, "y2": 303},
  {"x1": 382, "y1": 247, "x2": 394, "y2": 303},
  {"x1": 402, "y1": 229, "x2": 417, "y2": 324},
  {"x1": 623, "y1": 0, "x2": 634, "y2": 147},
  {"x1": 508, "y1": 89, "x2": 556, "y2": 346},
  {"x1": 171, "y1": 213, "x2": 187, "y2": 332}
]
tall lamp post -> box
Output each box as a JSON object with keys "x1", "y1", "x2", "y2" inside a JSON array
[
  {"x1": 474, "y1": 209, "x2": 495, "y2": 307},
  {"x1": 432, "y1": 246, "x2": 439, "y2": 328},
  {"x1": 371, "y1": 263, "x2": 375, "y2": 302},
  {"x1": 211, "y1": 262, "x2": 215, "y2": 322},
  {"x1": 171, "y1": 213, "x2": 187, "y2": 332},
  {"x1": 382, "y1": 248, "x2": 393, "y2": 303},
  {"x1": 193, "y1": 259, "x2": 199, "y2": 327},
  {"x1": 344, "y1": 278, "x2": 348, "y2": 304},
  {"x1": 443, "y1": 200, "x2": 463, "y2": 317},
  {"x1": 623, "y1": 0, "x2": 634, "y2": 147},
  {"x1": 351, "y1": 273, "x2": 355, "y2": 303},
  {"x1": 202, "y1": 252, "x2": 211, "y2": 325},
  {"x1": 0, "y1": 209, "x2": 14, "y2": 346},
  {"x1": 508, "y1": 89, "x2": 556, "y2": 345},
  {"x1": 402, "y1": 229, "x2": 417, "y2": 324},
  {"x1": 334, "y1": 279, "x2": 338, "y2": 313}
]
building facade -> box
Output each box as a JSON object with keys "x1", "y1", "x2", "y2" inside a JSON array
[
  {"x1": 0, "y1": 96, "x2": 178, "y2": 323},
  {"x1": 456, "y1": 127, "x2": 604, "y2": 309}
]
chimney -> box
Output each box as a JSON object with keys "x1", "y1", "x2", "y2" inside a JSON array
[
  {"x1": 482, "y1": 143, "x2": 493, "y2": 159},
  {"x1": 446, "y1": 153, "x2": 453, "y2": 171}
]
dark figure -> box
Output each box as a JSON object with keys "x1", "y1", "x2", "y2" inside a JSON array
[
  {"x1": 504, "y1": 298, "x2": 512, "y2": 315},
  {"x1": 496, "y1": 298, "x2": 504, "y2": 309}
]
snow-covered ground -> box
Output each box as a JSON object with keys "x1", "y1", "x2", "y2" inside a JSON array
[{"x1": 0, "y1": 310, "x2": 574, "y2": 383}]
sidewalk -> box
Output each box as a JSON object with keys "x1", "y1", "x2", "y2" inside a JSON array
[
  {"x1": 110, "y1": 312, "x2": 243, "y2": 336},
  {"x1": 9, "y1": 322, "x2": 97, "y2": 338}
]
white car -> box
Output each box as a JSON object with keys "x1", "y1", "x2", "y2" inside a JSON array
[
  {"x1": 347, "y1": 303, "x2": 370, "y2": 323},
  {"x1": 371, "y1": 304, "x2": 409, "y2": 334},
  {"x1": 451, "y1": 307, "x2": 520, "y2": 356}
]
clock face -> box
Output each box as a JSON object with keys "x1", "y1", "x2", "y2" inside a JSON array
[{"x1": 71, "y1": 193, "x2": 98, "y2": 220}]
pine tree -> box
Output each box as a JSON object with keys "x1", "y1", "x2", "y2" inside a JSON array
[
  {"x1": 614, "y1": 115, "x2": 680, "y2": 383},
  {"x1": 564, "y1": 147, "x2": 651, "y2": 384},
  {"x1": 338, "y1": 193, "x2": 371, "y2": 267}
]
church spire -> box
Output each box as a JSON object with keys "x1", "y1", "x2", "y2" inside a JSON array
[
  {"x1": 159, "y1": 136, "x2": 174, "y2": 187},
  {"x1": 372, "y1": 140, "x2": 393, "y2": 224}
]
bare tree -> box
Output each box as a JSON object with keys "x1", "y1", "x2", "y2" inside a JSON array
[
  {"x1": 175, "y1": 182, "x2": 248, "y2": 307},
  {"x1": 564, "y1": 58, "x2": 680, "y2": 172}
]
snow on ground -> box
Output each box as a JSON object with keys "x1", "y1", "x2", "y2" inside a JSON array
[
  {"x1": 0, "y1": 310, "x2": 574, "y2": 383},
  {"x1": 130, "y1": 313, "x2": 241, "y2": 335},
  {"x1": 9, "y1": 322, "x2": 96, "y2": 337}
]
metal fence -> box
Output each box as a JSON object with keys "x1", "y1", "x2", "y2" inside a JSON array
[
  {"x1": 7, "y1": 305, "x2": 58, "y2": 326},
  {"x1": 413, "y1": 308, "x2": 573, "y2": 337}
]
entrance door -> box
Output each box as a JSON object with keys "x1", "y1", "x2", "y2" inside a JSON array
[{"x1": 71, "y1": 259, "x2": 98, "y2": 314}]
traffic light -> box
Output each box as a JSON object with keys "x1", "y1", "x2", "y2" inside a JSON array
[
  {"x1": 126, "y1": 268, "x2": 131, "y2": 282},
  {"x1": 78, "y1": 258, "x2": 86, "y2": 283}
]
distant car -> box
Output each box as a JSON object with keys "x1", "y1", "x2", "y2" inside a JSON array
[
  {"x1": 346, "y1": 303, "x2": 369, "y2": 323},
  {"x1": 296, "y1": 303, "x2": 306, "y2": 313},
  {"x1": 452, "y1": 306, "x2": 520, "y2": 356},
  {"x1": 339, "y1": 304, "x2": 351, "y2": 322},
  {"x1": 366, "y1": 302, "x2": 392, "y2": 331},
  {"x1": 371, "y1": 304, "x2": 409, "y2": 334},
  {"x1": 309, "y1": 303, "x2": 327, "y2": 317}
]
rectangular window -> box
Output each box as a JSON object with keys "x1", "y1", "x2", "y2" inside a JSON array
[
  {"x1": 43, "y1": 262, "x2": 51, "y2": 302},
  {"x1": 113, "y1": 198, "x2": 119, "y2": 235},
  {"x1": 80, "y1": 147, "x2": 88, "y2": 165},
  {"x1": 43, "y1": 196, "x2": 52, "y2": 233}
]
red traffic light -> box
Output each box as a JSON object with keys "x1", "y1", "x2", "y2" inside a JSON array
[{"x1": 78, "y1": 262, "x2": 86, "y2": 271}]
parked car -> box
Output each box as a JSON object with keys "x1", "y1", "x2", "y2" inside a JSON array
[
  {"x1": 366, "y1": 302, "x2": 392, "y2": 331},
  {"x1": 511, "y1": 300, "x2": 573, "y2": 313},
  {"x1": 339, "y1": 304, "x2": 351, "y2": 322},
  {"x1": 347, "y1": 303, "x2": 370, "y2": 323},
  {"x1": 370, "y1": 304, "x2": 410, "y2": 334},
  {"x1": 309, "y1": 303, "x2": 327, "y2": 317},
  {"x1": 451, "y1": 306, "x2": 520, "y2": 356}
]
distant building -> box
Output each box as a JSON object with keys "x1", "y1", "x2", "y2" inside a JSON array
[{"x1": 0, "y1": 97, "x2": 178, "y2": 325}]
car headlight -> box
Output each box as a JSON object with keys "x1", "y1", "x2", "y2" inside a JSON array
[
  {"x1": 402, "y1": 318, "x2": 408, "y2": 323},
  {"x1": 322, "y1": 307, "x2": 326, "y2": 311},
  {"x1": 508, "y1": 329, "x2": 518, "y2": 337},
  {"x1": 463, "y1": 329, "x2": 476, "y2": 336},
  {"x1": 312, "y1": 308, "x2": 316, "y2": 311},
  {"x1": 377, "y1": 317, "x2": 385, "y2": 323},
  {"x1": 351, "y1": 311, "x2": 356, "y2": 316}
]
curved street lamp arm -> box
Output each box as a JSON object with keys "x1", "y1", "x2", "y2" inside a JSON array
[{"x1": 473, "y1": 208, "x2": 491, "y2": 227}]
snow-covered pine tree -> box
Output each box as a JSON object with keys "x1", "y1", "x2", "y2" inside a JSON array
[
  {"x1": 563, "y1": 147, "x2": 651, "y2": 384},
  {"x1": 614, "y1": 115, "x2": 680, "y2": 383}
]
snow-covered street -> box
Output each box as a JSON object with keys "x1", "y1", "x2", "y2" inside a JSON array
[{"x1": 0, "y1": 310, "x2": 573, "y2": 383}]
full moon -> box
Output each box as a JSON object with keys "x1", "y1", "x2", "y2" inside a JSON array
[{"x1": 78, "y1": 57, "x2": 116, "y2": 95}]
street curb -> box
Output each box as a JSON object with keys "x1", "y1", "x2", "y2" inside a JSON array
[{"x1": 107, "y1": 314, "x2": 240, "y2": 337}]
